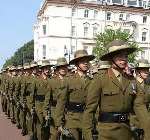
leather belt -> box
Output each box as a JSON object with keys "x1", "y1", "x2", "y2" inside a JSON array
[
  {"x1": 51, "y1": 100, "x2": 57, "y2": 107},
  {"x1": 35, "y1": 95, "x2": 45, "y2": 102},
  {"x1": 98, "y1": 112, "x2": 129, "y2": 124},
  {"x1": 67, "y1": 102, "x2": 85, "y2": 113}
]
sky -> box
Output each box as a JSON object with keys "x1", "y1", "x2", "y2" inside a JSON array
[{"x1": 0, "y1": 0, "x2": 43, "y2": 69}]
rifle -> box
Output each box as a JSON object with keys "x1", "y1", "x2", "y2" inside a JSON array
[
  {"x1": 45, "y1": 92, "x2": 53, "y2": 139},
  {"x1": 131, "y1": 126, "x2": 144, "y2": 140},
  {"x1": 92, "y1": 113, "x2": 98, "y2": 140}
]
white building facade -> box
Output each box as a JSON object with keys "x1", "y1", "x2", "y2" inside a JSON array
[{"x1": 34, "y1": 0, "x2": 150, "y2": 64}]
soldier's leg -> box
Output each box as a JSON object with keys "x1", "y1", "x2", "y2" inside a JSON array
[
  {"x1": 50, "y1": 126, "x2": 57, "y2": 140},
  {"x1": 21, "y1": 110, "x2": 28, "y2": 136},
  {"x1": 7, "y1": 100, "x2": 10, "y2": 118},
  {"x1": 16, "y1": 106, "x2": 21, "y2": 129},
  {"x1": 68, "y1": 128, "x2": 82, "y2": 140}
]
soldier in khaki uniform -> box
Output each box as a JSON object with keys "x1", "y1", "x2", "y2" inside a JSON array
[
  {"x1": 130, "y1": 59, "x2": 150, "y2": 139},
  {"x1": 55, "y1": 50, "x2": 95, "y2": 140},
  {"x1": 20, "y1": 63, "x2": 32, "y2": 136},
  {"x1": 33, "y1": 60, "x2": 53, "y2": 140},
  {"x1": 44, "y1": 57, "x2": 68, "y2": 140},
  {"x1": 1, "y1": 68, "x2": 9, "y2": 114},
  {"x1": 26, "y1": 61, "x2": 39, "y2": 140},
  {"x1": 83, "y1": 40, "x2": 150, "y2": 140},
  {"x1": 5, "y1": 67, "x2": 12, "y2": 119},
  {"x1": 14, "y1": 65, "x2": 24, "y2": 129},
  {"x1": 9, "y1": 66, "x2": 18, "y2": 124}
]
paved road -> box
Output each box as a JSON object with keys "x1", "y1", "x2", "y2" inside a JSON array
[{"x1": 0, "y1": 98, "x2": 29, "y2": 140}]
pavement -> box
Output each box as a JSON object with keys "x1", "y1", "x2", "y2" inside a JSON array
[{"x1": 0, "y1": 98, "x2": 29, "y2": 140}]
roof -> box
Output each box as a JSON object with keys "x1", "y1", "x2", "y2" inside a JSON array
[{"x1": 37, "y1": 0, "x2": 150, "y2": 16}]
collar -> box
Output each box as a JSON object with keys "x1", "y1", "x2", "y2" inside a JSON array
[
  {"x1": 136, "y1": 76, "x2": 144, "y2": 84},
  {"x1": 111, "y1": 68, "x2": 120, "y2": 78}
]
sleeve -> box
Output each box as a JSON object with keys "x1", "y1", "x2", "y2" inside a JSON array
[
  {"x1": 54, "y1": 80, "x2": 68, "y2": 127},
  {"x1": 82, "y1": 77, "x2": 101, "y2": 140},
  {"x1": 133, "y1": 91, "x2": 150, "y2": 140},
  {"x1": 43, "y1": 81, "x2": 52, "y2": 117}
]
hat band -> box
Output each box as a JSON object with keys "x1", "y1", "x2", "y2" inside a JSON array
[
  {"x1": 138, "y1": 63, "x2": 150, "y2": 68},
  {"x1": 109, "y1": 44, "x2": 128, "y2": 52}
]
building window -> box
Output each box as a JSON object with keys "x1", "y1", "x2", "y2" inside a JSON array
[
  {"x1": 119, "y1": 13, "x2": 123, "y2": 21},
  {"x1": 93, "y1": 26, "x2": 98, "y2": 37},
  {"x1": 42, "y1": 25, "x2": 46, "y2": 35},
  {"x1": 143, "y1": 16, "x2": 147, "y2": 23},
  {"x1": 106, "y1": 12, "x2": 111, "y2": 21},
  {"x1": 72, "y1": 8, "x2": 76, "y2": 16},
  {"x1": 142, "y1": 32, "x2": 147, "y2": 41},
  {"x1": 143, "y1": 1, "x2": 147, "y2": 8},
  {"x1": 84, "y1": 26, "x2": 89, "y2": 37},
  {"x1": 94, "y1": 10, "x2": 98, "y2": 19},
  {"x1": 127, "y1": 0, "x2": 137, "y2": 6},
  {"x1": 71, "y1": 26, "x2": 76, "y2": 36},
  {"x1": 112, "y1": 0, "x2": 122, "y2": 4},
  {"x1": 139, "y1": 0, "x2": 142, "y2": 7},
  {"x1": 126, "y1": 14, "x2": 130, "y2": 21},
  {"x1": 84, "y1": 9, "x2": 89, "y2": 18},
  {"x1": 43, "y1": 45, "x2": 46, "y2": 59},
  {"x1": 71, "y1": 46, "x2": 76, "y2": 54}
]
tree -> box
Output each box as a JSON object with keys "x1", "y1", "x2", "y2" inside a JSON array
[
  {"x1": 93, "y1": 29, "x2": 141, "y2": 63},
  {"x1": 3, "y1": 40, "x2": 34, "y2": 68}
]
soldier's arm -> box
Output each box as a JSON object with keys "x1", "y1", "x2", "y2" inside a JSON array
[
  {"x1": 82, "y1": 76, "x2": 101, "y2": 140},
  {"x1": 133, "y1": 90, "x2": 150, "y2": 140},
  {"x1": 43, "y1": 81, "x2": 52, "y2": 117},
  {"x1": 54, "y1": 80, "x2": 68, "y2": 127}
]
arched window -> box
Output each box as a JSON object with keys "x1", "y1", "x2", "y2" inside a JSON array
[{"x1": 83, "y1": 22, "x2": 90, "y2": 37}]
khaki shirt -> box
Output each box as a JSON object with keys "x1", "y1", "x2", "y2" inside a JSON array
[{"x1": 83, "y1": 68, "x2": 150, "y2": 140}]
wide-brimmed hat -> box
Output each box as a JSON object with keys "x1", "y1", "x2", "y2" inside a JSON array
[
  {"x1": 55, "y1": 57, "x2": 68, "y2": 68},
  {"x1": 17, "y1": 65, "x2": 23, "y2": 70},
  {"x1": 30, "y1": 61, "x2": 38, "y2": 68},
  {"x1": 100, "y1": 40, "x2": 137, "y2": 61},
  {"x1": 98, "y1": 61, "x2": 111, "y2": 70},
  {"x1": 9, "y1": 66, "x2": 16, "y2": 71},
  {"x1": 135, "y1": 59, "x2": 150, "y2": 69},
  {"x1": 40, "y1": 60, "x2": 53, "y2": 68},
  {"x1": 23, "y1": 63, "x2": 30, "y2": 69},
  {"x1": 69, "y1": 50, "x2": 95, "y2": 65}
]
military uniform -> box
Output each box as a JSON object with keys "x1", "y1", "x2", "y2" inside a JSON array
[
  {"x1": 9, "y1": 66, "x2": 17, "y2": 124},
  {"x1": 130, "y1": 59, "x2": 150, "y2": 139},
  {"x1": 20, "y1": 63, "x2": 32, "y2": 136},
  {"x1": 55, "y1": 50, "x2": 95, "y2": 140},
  {"x1": 14, "y1": 65, "x2": 24, "y2": 129},
  {"x1": 44, "y1": 57, "x2": 68, "y2": 140},
  {"x1": 83, "y1": 40, "x2": 150, "y2": 140}
]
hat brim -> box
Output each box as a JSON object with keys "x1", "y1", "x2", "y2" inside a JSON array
[
  {"x1": 100, "y1": 47, "x2": 137, "y2": 61},
  {"x1": 40, "y1": 64, "x2": 54, "y2": 68},
  {"x1": 55, "y1": 64, "x2": 69, "y2": 69},
  {"x1": 69, "y1": 55, "x2": 95, "y2": 65}
]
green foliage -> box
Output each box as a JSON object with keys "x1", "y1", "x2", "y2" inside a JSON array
[
  {"x1": 3, "y1": 40, "x2": 34, "y2": 68},
  {"x1": 93, "y1": 29, "x2": 141, "y2": 63}
]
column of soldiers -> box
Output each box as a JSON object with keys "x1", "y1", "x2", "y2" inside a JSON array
[{"x1": 0, "y1": 39, "x2": 150, "y2": 140}]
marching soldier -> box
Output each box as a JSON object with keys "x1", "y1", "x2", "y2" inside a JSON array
[
  {"x1": 83, "y1": 40, "x2": 150, "y2": 140},
  {"x1": 15, "y1": 65, "x2": 24, "y2": 129},
  {"x1": 26, "y1": 61, "x2": 39, "y2": 140},
  {"x1": 44, "y1": 57, "x2": 68, "y2": 140},
  {"x1": 130, "y1": 59, "x2": 150, "y2": 140},
  {"x1": 55, "y1": 50, "x2": 95, "y2": 140},
  {"x1": 20, "y1": 63, "x2": 31, "y2": 136},
  {"x1": 9, "y1": 66, "x2": 18, "y2": 124},
  {"x1": 5, "y1": 66, "x2": 11, "y2": 119},
  {"x1": 33, "y1": 60, "x2": 53, "y2": 140}
]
